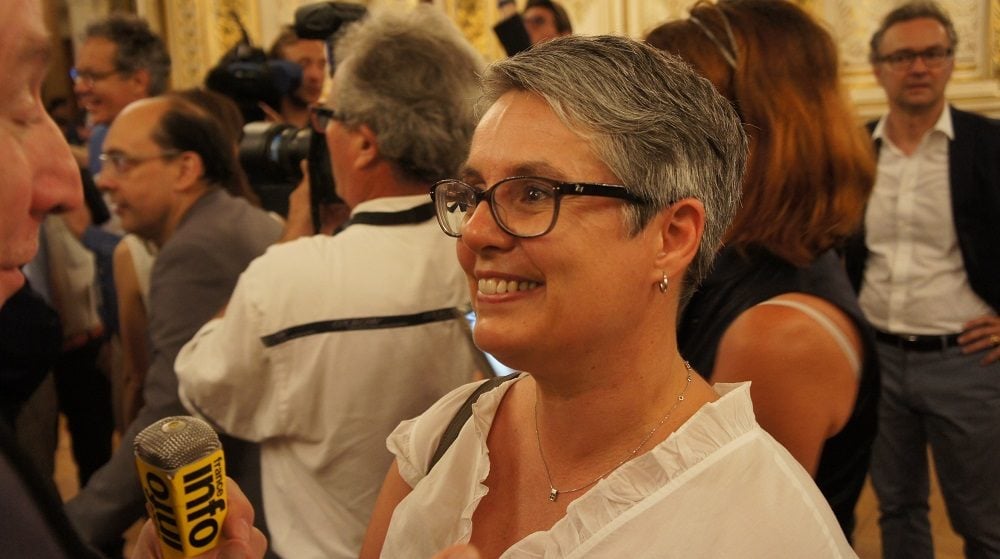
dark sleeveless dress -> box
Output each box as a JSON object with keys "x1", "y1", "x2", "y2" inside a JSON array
[{"x1": 678, "y1": 245, "x2": 879, "y2": 540}]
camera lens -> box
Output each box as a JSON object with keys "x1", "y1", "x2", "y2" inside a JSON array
[
  {"x1": 238, "y1": 122, "x2": 313, "y2": 216},
  {"x1": 238, "y1": 121, "x2": 339, "y2": 219},
  {"x1": 240, "y1": 121, "x2": 312, "y2": 183}
]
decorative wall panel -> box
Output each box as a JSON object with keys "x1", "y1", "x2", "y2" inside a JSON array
[
  {"x1": 63, "y1": 0, "x2": 996, "y2": 116},
  {"x1": 565, "y1": 0, "x2": 999, "y2": 118},
  {"x1": 156, "y1": 0, "x2": 259, "y2": 90},
  {"x1": 812, "y1": 0, "x2": 998, "y2": 118}
]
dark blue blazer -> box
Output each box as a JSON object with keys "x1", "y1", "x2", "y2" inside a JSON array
[{"x1": 845, "y1": 106, "x2": 1000, "y2": 312}]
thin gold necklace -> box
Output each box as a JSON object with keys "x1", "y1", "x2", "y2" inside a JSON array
[{"x1": 534, "y1": 361, "x2": 693, "y2": 502}]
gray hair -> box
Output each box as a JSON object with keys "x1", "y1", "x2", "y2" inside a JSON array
[
  {"x1": 332, "y1": 5, "x2": 484, "y2": 183},
  {"x1": 869, "y1": 1, "x2": 958, "y2": 63},
  {"x1": 479, "y1": 35, "x2": 746, "y2": 299},
  {"x1": 85, "y1": 13, "x2": 171, "y2": 95}
]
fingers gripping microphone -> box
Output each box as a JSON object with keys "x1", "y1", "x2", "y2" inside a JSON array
[{"x1": 135, "y1": 416, "x2": 228, "y2": 558}]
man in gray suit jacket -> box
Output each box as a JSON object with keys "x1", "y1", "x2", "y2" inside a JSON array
[{"x1": 65, "y1": 94, "x2": 282, "y2": 557}]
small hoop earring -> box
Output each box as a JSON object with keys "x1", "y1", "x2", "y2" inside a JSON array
[{"x1": 658, "y1": 273, "x2": 669, "y2": 294}]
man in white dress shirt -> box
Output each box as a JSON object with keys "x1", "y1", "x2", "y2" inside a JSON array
[
  {"x1": 845, "y1": 2, "x2": 1000, "y2": 557},
  {"x1": 175, "y1": 6, "x2": 484, "y2": 558}
]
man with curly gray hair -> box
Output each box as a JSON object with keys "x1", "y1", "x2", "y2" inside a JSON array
[
  {"x1": 75, "y1": 14, "x2": 170, "y2": 127},
  {"x1": 174, "y1": 5, "x2": 486, "y2": 557},
  {"x1": 74, "y1": 13, "x2": 170, "y2": 174}
]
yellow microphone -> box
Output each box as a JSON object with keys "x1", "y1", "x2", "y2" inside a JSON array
[{"x1": 134, "y1": 416, "x2": 228, "y2": 558}]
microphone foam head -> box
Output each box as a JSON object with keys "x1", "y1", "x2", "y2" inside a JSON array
[{"x1": 134, "y1": 416, "x2": 221, "y2": 470}]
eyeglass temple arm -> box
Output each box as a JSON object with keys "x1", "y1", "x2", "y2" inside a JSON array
[{"x1": 560, "y1": 183, "x2": 646, "y2": 203}]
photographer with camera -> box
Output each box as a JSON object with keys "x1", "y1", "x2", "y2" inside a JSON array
[
  {"x1": 266, "y1": 26, "x2": 327, "y2": 128},
  {"x1": 493, "y1": 0, "x2": 573, "y2": 57},
  {"x1": 174, "y1": 5, "x2": 485, "y2": 557},
  {"x1": 207, "y1": 9, "x2": 344, "y2": 221},
  {"x1": 65, "y1": 92, "x2": 283, "y2": 559}
]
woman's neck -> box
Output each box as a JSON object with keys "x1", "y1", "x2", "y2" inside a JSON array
[{"x1": 528, "y1": 351, "x2": 703, "y2": 461}]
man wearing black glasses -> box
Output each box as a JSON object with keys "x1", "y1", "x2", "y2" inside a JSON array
[
  {"x1": 65, "y1": 95, "x2": 282, "y2": 558},
  {"x1": 73, "y1": 14, "x2": 170, "y2": 175},
  {"x1": 173, "y1": 7, "x2": 485, "y2": 558},
  {"x1": 846, "y1": 2, "x2": 1000, "y2": 557},
  {"x1": 36, "y1": 18, "x2": 172, "y2": 500}
]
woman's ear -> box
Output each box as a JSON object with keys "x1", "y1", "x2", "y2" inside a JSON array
[{"x1": 652, "y1": 198, "x2": 705, "y2": 281}]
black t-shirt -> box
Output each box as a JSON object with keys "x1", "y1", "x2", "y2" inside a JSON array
[{"x1": 678, "y1": 245, "x2": 879, "y2": 540}]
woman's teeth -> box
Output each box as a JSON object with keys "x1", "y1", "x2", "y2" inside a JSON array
[{"x1": 478, "y1": 278, "x2": 539, "y2": 295}]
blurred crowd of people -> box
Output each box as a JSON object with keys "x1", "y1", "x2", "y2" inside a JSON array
[{"x1": 2, "y1": 1, "x2": 998, "y2": 558}]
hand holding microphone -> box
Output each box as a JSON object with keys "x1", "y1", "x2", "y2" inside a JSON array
[
  {"x1": 132, "y1": 416, "x2": 466, "y2": 559},
  {"x1": 135, "y1": 476, "x2": 266, "y2": 559},
  {"x1": 133, "y1": 416, "x2": 267, "y2": 559}
]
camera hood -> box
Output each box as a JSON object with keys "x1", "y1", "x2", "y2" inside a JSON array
[{"x1": 294, "y1": 2, "x2": 367, "y2": 40}]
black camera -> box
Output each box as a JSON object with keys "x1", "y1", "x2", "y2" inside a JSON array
[
  {"x1": 234, "y1": 2, "x2": 367, "y2": 231},
  {"x1": 205, "y1": 10, "x2": 302, "y2": 125},
  {"x1": 293, "y1": 2, "x2": 367, "y2": 41},
  {"x1": 239, "y1": 121, "x2": 334, "y2": 224}
]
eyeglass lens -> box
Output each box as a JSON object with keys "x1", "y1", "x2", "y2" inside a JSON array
[
  {"x1": 99, "y1": 151, "x2": 178, "y2": 176},
  {"x1": 70, "y1": 68, "x2": 116, "y2": 84},
  {"x1": 434, "y1": 178, "x2": 558, "y2": 238},
  {"x1": 99, "y1": 153, "x2": 131, "y2": 175},
  {"x1": 883, "y1": 47, "x2": 952, "y2": 69}
]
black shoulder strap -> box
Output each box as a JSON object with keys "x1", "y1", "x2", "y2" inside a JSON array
[
  {"x1": 343, "y1": 202, "x2": 435, "y2": 228},
  {"x1": 428, "y1": 373, "x2": 520, "y2": 471}
]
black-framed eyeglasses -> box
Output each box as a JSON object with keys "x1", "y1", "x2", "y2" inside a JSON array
[
  {"x1": 69, "y1": 67, "x2": 120, "y2": 86},
  {"x1": 98, "y1": 150, "x2": 181, "y2": 177},
  {"x1": 877, "y1": 46, "x2": 953, "y2": 71},
  {"x1": 430, "y1": 176, "x2": 645, "y2": 238},
  {"x1": 310, "y1": 106, "x2": 347, "y2": 134}
]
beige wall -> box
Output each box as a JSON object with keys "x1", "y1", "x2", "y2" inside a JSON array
[
  {"x1": 534, "y1": 0, "x2": 1000, "y2": 119},
  {"x1": 53, "y1": 0, "x2": 1000, "y2": 118}
]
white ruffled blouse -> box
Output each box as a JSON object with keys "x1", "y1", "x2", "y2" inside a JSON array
[{"x1": 382, "y1": 378, "x2": 857, "y2": 558}]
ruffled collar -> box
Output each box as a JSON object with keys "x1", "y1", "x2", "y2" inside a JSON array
[{"x1": 465, "y1": 380, "x2": 759, "y2": 557}]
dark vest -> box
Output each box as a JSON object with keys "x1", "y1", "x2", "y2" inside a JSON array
[
  {"x1": 679, "y1": 246, "x2": 880, "y2": 540},
  {"x1": 844, "y1": 106, "x2": 1000, "y2": 312}
]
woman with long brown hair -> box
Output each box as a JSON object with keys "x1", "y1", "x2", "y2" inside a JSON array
[{"x1": 647, "y1": 0, "x2": 878, "y2": 539}]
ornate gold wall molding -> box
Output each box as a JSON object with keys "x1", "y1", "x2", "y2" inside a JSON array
[
  {"x1": 563, "y1": 0, "x2": 1000, "y2": 118},
  {"x1": 993, "y1": 0, "x2": 1000, "y2": 76},
  {"x1": 156, "y1": 0, "x2": 259, "y2": 90},
  {"x1": 41, "y1": 0, "x2": 77, "y2": 102},
  {"x1": 67, "y1": 0, "x2": 995, "y2": 116},
  {"x1": 163, "y1": 1, "x2": 201, "y2": 89},
  {"x1": 813, "y1": 0, "x2": 999, "y2": 118},
  {"x1": 440, "y1": 0, "x2": 498, "y2": 60}
]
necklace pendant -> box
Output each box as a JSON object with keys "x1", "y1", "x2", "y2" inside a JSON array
[{"x1": 548, "y1": 488, "x2": 559, "y2": 502}]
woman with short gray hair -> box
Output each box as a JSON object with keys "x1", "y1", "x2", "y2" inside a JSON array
[{"x1": 361, "y1": 35, "x2": 855, "y2": 558}]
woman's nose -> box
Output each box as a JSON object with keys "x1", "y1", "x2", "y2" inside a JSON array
[{"x1": 460, "y1": 199, "x2": 512, "y2": 253}]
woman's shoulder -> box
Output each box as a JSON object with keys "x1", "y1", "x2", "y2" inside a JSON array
[{"x1": 387, "y1": 375, "x2": 523, "y2": 484}]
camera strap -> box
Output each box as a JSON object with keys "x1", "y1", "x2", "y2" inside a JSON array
[
  {"x1": 260, "y1": 201, "x2": 450, "y2": 347},
  {"x1": 428, "y1": 372, "x2": 521, "y2": 471},
  {"x1": 260, "y1": 307, "x2": 462, "y2": 347},
  {"x1": 343, "y1": 202, "x2": 435, "y2": 228}
]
